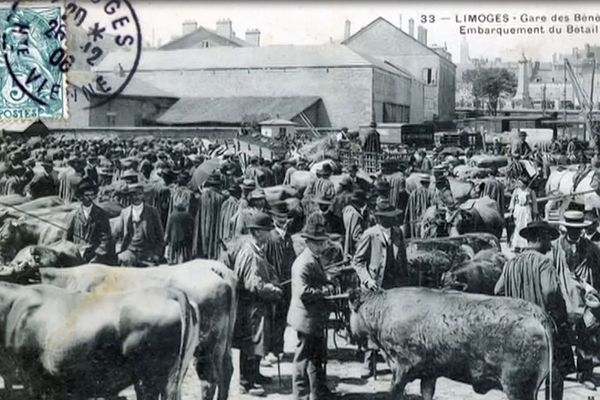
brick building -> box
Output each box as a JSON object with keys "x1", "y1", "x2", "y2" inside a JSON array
[{"x1": 95, "y1": 44, "x2": 425, "y2": 129}]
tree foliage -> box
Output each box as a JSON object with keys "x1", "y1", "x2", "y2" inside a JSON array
[{"x1": 462, "y1": 68, "x2": 517, "y2": 115}]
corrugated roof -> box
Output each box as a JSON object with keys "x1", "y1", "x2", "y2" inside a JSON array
[
  {"x1": 157, "y1": 96, "x2": 321, "y2": 125},
  {"x1": 94, "y1": 44, "x2": 412, "y2": 78},
  {"x1": 160, "y1": 26, "x2": 250, "y2": 50}
]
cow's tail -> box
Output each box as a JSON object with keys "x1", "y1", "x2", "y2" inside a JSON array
[
  {"x1": 165, "y1": 292, "x2": 200, "y2": 400},
  {"x1": 535, "y1": 320, "x2": 554, "y2": 400}
]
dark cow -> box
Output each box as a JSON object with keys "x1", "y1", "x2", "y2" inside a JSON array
[
  {"x1": 5, "y1": 260, "x2": 237, "y2": 400},
  {"x1": 0, "y1": 282, "x2": 198, "y2": 400},
  {"x1": 449, "y1": 197, "x2": 504, "y2": 239},
  {"x1": 349, "y1": 288, "x2": 553, "y2": 400},
  {"x1": 441, "y1": 249, "x2": 506, "y2": 294}
]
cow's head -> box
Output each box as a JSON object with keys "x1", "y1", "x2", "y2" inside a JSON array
[
  {"x1": 347, "y1": 288, "x2": 385, "y2": 341},
  {"x1": 0, "y1": 219, "x2": 20, "y2": 248},
  {"x1": 440, "y1": 270, "x2": 468, "y2": 291},
  {"x1": 10, "y1": 246, "x2": 58, "y2": 273}
]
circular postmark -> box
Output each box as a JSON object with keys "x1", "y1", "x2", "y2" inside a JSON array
[{"x1": 1, "y1": 0, "x2": 142, "y2": 119}]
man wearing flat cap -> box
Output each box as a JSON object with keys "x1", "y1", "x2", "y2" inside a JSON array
[
  {"x1": 353, "y1": 199, "x2": 409, "y2": 378},
  {"x1": 65, "y1": 179, "x2": 116, "y2": 265},
  {"x1": 495, "y1": 220, "x2": 572, "y2": 400},
  {"x1": 114, "y1": 182, "x2": 165, "y2": 267}
]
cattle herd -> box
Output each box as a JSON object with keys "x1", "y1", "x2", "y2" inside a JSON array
[{"x1": 0, "y1": 133, "x2": 598, "y2": 400}]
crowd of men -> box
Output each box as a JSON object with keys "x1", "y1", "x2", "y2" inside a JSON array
[{"x1": 0, "y1": 132, "x2": 599, "y2": 400}]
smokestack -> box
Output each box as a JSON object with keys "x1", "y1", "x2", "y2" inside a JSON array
[
  {"x1": 182, "y1": 20, "x2": 198, "y2": 36},
  {"x1": 216, "y1": 18, "x2": 233, "y2": 39},
  {"x1": 245, "y1": 29, "x2": 260, "y2": 46},
  {"x1": 344, "y1": 19, "x2": 351, "y2": 40},
  {"x1": 398, "y1": 14, "x2": 402, "y2": 30},
  {"x1": 408, "y1": 18, "x2": 415, "y2": 37}
]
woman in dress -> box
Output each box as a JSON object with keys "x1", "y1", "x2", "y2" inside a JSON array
[{"x1": 509, "y1": 175, "x2": 538, "y2": 251}]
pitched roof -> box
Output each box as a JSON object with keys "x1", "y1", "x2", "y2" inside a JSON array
[
  {"x1": 159, "y1": 26, "x2": 250, "y2": 50},
  {"x1": 68, "y1": 73, "x2": 177, "y2": 98},
  {"x1": 343, "y1": 17, "x2": 456, "y2": 68},
  {"x1": 157, "y1": 96, "x2": 321, "y2": 125},
  {"x1": 94, "y1": 44, "x2": 413, "y2": 78}
]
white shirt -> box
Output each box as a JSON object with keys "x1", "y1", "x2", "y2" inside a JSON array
[
  {"x1": 81, "y1": 204, "x2": 92, "y2": 221},
  {"x1": 131, "y1": 203, "x2": 144, "y2": 222},
  {"x1": 381, "y1": 226, "x2": 391, "y2": 243}
]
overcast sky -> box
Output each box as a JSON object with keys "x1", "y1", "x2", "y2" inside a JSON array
[{"x1": 135, "y1": 1, "x2": 600, "y2": 62}]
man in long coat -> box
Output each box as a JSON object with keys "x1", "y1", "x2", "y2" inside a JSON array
[
  {"x1": 264, "y1": 201, "x2": 297, "y2": 360},
  {"x1": 233, "y1": 213, "x2": 283, "y2": 396},
  {"x1": 199, "y1": 172, "x2": 226, "y2": 259},
  {"x1": 403, "y1": 174, "x2": 434, "y2": 239},
  {"x1": 342, "y1": 189, "x2": 367, "y2": 256},
  {"x1": 64, "y1": 179, "x2": 116, "y2": 265},
  {"x1": 353, "y1": 200, "x2": 409, "y2": 378},
  {"x1": 218, "y1": 184, "x2": 242, "y2": 244},
  {"x1": 551, "y1": 210, "x2": 600, "y2": 390},
  {"x1": 495, "y1": 220, "x2": 572, "y2": 400},
  {"x1": 288, "y1": 216, "x2": 336, "y2": 400}
]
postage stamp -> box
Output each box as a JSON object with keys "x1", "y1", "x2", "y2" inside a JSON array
[{"x1": 0, "y1": 4, "x2": 67, "y2": 121}]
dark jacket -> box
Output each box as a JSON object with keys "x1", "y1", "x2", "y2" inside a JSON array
[
  {"x1": 116, "y1": 204, "x2": 164, "y2": 258},
  {"x1": 65, "y1": 203, "x2": 115, "y2": 264},
  {"x1": 353, "y1": 224, "x2": 409, "y2": 289}
]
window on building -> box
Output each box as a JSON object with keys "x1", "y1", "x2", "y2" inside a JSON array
[
  {"x1": 383, "y1": 103, "x2": 410, "y2": 123},
  {"x1": 279, "y1": 127, "x2": 287, "y2": 136},
  {"x1": 422, "y1": 68, "x2": 436, "y2": 85},
  {"x1": 106, "y1": 112, "x2": 116, "y2": 127},
  {"x1": 200, "y1": 40, "x2": 210, "y2": 48}
]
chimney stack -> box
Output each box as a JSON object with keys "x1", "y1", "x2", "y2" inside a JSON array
[
  {"x1": 182, "y1": 20, "x2": 198, "y2": 36},
  {"x1": 344, "y1": 19, "x2": 351, "y2": 40},
  {"x1": 423, "y1": 28, "x2": 428, "y2": 46},
  {"x1": 408, "y1": 18, "x2": 415, "y2": 37},
  {"x1": 245, "y1": 29, "x2": 260, "y2": 46},
  {"x1": 216, "y1": 18, "x2": 233, "y2": 39},
  {"x1": 417, "y1": 26, "x2": 424, "y2": 43},
  {"x1": 398, "y1": 14, "x2": 402, "y2": 30}
]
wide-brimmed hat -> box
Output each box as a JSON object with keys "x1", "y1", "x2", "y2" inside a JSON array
[
  {"x1": 301, "y1": 219, "x2": 329, "y2": 241},
  {"x1": 270, "y1": 201, "x2": 290, "y2": 218},
  {"x1": 432, "y1": 165, "x2": 446, "y2": 177},
  {"x1": 241, "y1": 179, "x2": 256, "y2": 191},
  {"x1": 520, "y1": 220, "x2": 560, "y2": 241},
  {"x1": 246, "y1": 212, "x2": 274, "y2": 230},
  {"x1": 127, "y1": 182, "x2": 144, "y2": 193},
  {"x1": 559, "y1": 210, "x2": 592, "y2": 228},
  {"x1": 120, "y1": 169, "x2": 139, "y2": 183},
  {"x1": 351, "y1": 189, "x2": 367, "y2": 203},
  {"x1": 373, "y1": 200, "x2": 402, "y2": 218},
  {"x1": 419, "y1": 173, "x2": 431, "y2": 183},
  {"x1": 77, "y1": 178, "x2": 98, "y2": 194},
  {"x1": 248, "y1": 188, "x2": 266, "y2": 201},
  {"x1": 205, "y1": 172, "x2": 222, "y2": 187},
  {"x1": 518, "y1": 130, "x2": 527, "y2": 137}
]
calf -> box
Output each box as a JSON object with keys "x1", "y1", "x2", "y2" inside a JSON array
[{"x1": 349, "y1": 288, "x2": 554, "y2": 400}]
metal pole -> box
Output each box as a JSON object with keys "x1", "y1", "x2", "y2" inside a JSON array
[{"x1": 564, "y1": 59, "x2": 568, "y2": 138}]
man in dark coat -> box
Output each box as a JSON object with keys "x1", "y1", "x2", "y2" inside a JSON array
[
  {"x1": 363, "y1": 121, "x2": 381, "y2": 153},
  {"x1": 264, "y1": 201, "x2": 297, "y2": 361},
  {"x1": 495, "y1": 220, "x2": 572, "y2": 400},
  {"x1": 288, "y1": 216, "x2": 337, "y2": 400},
  {"x1": 25, "y1": 161, "x2": 59, "y2": 199},
  {"x1": 65, "y1": 179, "x2": 116, "y2": 265},
  {"x1": 114, "y1": 182, "x2": 165, "y2": 267},
  {"x1": 353, "y1": 200, "x2": 409, "y2": 378},
  {"x1": 551, "y1": 210, "x2": 600, "y2": 390},
  {"x1": 512, "y1": 130, "x2": 532, "y2": 158},
  {"x1": 200, "y1": 172, "x2": 226, "y2": 259},
  {"x1": 233, "y1": 213, "x2": 283, "y2": 396}
]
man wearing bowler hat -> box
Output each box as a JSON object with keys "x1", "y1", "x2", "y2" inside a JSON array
[
  {"x1": 552, "y1": 210, "x2": 600, "y2": 390},
  {"x1": 288, "y1": 214, "x2": 337, "y2": 400},
  {"x1": 495, "y1": 220, "x2": 572, "y2": 400},
  {"x1": 353, "y1": 199, "x2": 409, "y2": 378}
]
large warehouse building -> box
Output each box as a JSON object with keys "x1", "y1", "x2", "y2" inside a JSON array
[{"x1": 94, "y1": 43, "x2": 425, "y2": 129}]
